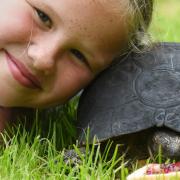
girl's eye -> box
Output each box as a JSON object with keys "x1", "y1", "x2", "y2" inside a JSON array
[
  {"x1": 70, "y1": 49, "x2": 91, "y2": 69},
  {"x1": 70, "y1": 49, "x2": 86, "y2": 62},
  {"x1": 35, "y1": 8, "x2": 52, "y2": 28}
]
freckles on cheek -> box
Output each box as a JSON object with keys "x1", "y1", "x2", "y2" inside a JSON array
[
  {"x1": 59, "y1": 65, "x2": 94, "y2": 97},
  {"x1": 73, "y1": 70, "x2": 93, "y2": 88},
  {"x1": 70, "y1": 70, "x2": 92, "y2": 89}
]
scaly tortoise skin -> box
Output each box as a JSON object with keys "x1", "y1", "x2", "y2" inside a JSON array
[{"x1": 77, "y1": 42, "x2": 180, "y2": 160}]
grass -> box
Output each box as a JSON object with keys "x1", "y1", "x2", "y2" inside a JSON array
[
  {"x1": 1, "y1": 0, "x2": 180, "y2": 179},
  {"x1": 0, "y1": 111, "x2": 128, "y2": 179},
  {"x1": 0, "y1": 130, "x2": 122, "y2": 179}
]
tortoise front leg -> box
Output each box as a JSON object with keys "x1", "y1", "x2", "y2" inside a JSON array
[{"x1": 148, "y1": 128, "x2": 180, "y2": 161}]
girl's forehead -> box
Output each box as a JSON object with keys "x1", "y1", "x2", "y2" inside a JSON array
[
  {"x1": 43, "y1": 0, "x2": 128, "y2": 38},
  {"x1": 43, "y1": 0, "x2": 128, "y2": 19}
]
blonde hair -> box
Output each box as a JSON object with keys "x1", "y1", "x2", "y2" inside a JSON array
[{"x1": 127, "y1": 0, "x2": 154, "y2": 52}]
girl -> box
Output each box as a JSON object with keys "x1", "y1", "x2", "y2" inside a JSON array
[{"x1": 0, "y1": 0, "x2": 153, "y2": 131}]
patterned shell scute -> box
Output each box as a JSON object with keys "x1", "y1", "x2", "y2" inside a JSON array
[{"x1": 135, "y1": 66, "x2": 180, "y2": 108}]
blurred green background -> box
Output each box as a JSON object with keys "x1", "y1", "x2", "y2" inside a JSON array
[{"x1": 150, "y1": 0, "x2": 180, "y2": 42}]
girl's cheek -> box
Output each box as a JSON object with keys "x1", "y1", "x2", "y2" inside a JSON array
[
  {"x1": 61, "y1": 60, "x2": 94, "y2": 91},
  {"x1": 0, "y1": 7, "x2": 33, "y2": 43}
]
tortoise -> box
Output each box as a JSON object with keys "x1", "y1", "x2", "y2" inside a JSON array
[{"x1": 77, "y1": 42, "x2": 180, "y2": 160}]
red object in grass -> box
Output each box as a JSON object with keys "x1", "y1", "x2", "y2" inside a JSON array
[
  {"x1": 127, "y1": 162, "x2": 180, "y2": 180},
  {"x1": 146, "y1": 162, "x2": 180, "y2": 175}
]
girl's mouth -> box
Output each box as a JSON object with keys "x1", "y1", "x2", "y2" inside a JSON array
[{"x1": 5, "y1": 50, "x2": 42, "y2": 89}]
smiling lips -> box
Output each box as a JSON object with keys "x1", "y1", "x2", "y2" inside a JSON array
[{"x1": 5, "y1": 50, "x2": 42, "y2": 89}]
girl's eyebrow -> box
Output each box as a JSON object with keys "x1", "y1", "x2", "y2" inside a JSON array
[{"x1": 40, "y1": 1, "x2": 60, "y2": 19}]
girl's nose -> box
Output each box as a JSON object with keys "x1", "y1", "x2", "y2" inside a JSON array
[{"x1": 27, "y1": 38, "x2": 62, "y2": 74}]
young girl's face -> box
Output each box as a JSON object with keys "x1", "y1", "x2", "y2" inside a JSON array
[{"x1": 0, "y1": 0, "x2": 128, "y2": 108}]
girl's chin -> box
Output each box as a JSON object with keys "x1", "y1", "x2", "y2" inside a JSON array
[
  {"x1": 0, "y1": 94, "x2": 25, "y2": 107},
  {"x1": 0, "y1": 107, "x2": 13, "y2": 132},
  {"x1": 0, "y1": 100, "x2": 13, "y2": 107}
]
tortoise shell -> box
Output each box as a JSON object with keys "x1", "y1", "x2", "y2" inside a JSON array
[{"x1": 77, "y1": 42, "x2": 180, "y2": 143}]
